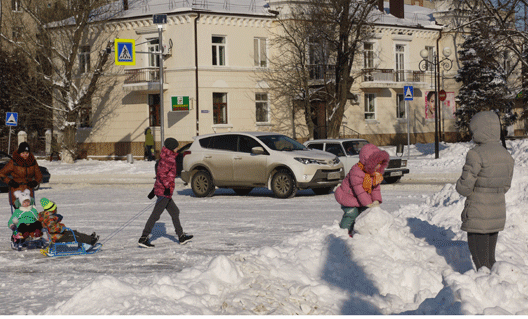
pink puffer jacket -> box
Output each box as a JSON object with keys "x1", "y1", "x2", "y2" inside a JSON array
[
  {"x1": 154, "y1": 147, "x2": 177, "y2": 198},
  {"x1": 334, "y1": 144, "x2": 389, "y2": 207}
]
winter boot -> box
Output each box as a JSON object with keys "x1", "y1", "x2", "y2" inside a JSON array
[
  {"x1": 178, "y1": 233, "x2": 193, "y2": 245},
  {"x1": 138, "y1": 236, "x2": 154, "y2": 248},
  {"x1": 90, "y1": 233, "x2": 99, "y2": 245},
  {"x1": 348, "y1": 221, "x2": 355, "y2": 238}
]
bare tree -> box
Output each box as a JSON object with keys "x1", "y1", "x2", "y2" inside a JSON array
[{"x1": 0, "y1": 0, "x2": 120, "y2": 162}]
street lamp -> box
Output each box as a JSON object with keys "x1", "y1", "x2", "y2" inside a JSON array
[{"x1": 419, "y1": 47, "x2": 453, "y2": 159}]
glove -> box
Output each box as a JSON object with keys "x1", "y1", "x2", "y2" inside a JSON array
[
  {"x1": 27, "y1": 180, "x2": 39, "y2": 189},
  {"x1": 147, "y1": 188, "x2": 155, "y2": 199},
  {"x1": 55, "y1": 213, "x2": 63, "y2": 222},
  {"x1": 8, "y1": 179, "x2": 19, "y2": 188},
  {"x1": 164, "y1": 188, "x2": 171, "y2": 196},
  {"x1": 9, "y1": 224, "x2": 16, "y2": 231},
  {"x1": 366, "y1": 200, "x2": 380, "y2": 208}
]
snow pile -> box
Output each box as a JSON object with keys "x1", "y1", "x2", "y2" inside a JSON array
[{"x1": 5, "y1": 140, "x2": 528, "y2": 315}]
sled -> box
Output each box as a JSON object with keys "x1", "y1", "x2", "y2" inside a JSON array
[
  {"x1": 11, "y1": 236, "x2": 48, "y2": 251},
  {"x1": 40, "y1": 228, "x2": 102, "y2": 257}
]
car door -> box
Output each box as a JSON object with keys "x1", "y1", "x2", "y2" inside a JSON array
[
  {"x1": 233, "y1": 135, "x2": 268, "y2": 186},
  {"x1": 204, "y1": 135, "x2": 237, "y2": 184}
]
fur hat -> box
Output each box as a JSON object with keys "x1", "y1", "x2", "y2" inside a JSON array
[
  {"x1": 14, "y1": 189, "x2": 31, "y2": 204},
  {"x1": 40, "y1": 197, "x2": 57, "y2": 211},
  {"x1": 17, "y1": 142, "x2": 30, "y2": 154},
  {"x1": 164, "y1": 138, "x2": 179, "y2": 151}
]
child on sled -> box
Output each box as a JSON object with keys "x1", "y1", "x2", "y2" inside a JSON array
[
  {"x1": 8, "y1": 189, "x2": 43, "y2": 244},
  {"x1": 38, "y1": 197, "x2": 99, "y2": 246}
]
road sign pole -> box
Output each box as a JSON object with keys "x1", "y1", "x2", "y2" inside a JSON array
[
  {"x1": 8, "y1": 127, "x2": 12, "y2": 155},
  {"x1": 406, "y1": 100, "x2": 410, "y2": 159},
  {"x1": 159, "y1": 24, "x2": 165, "y2": 145}
]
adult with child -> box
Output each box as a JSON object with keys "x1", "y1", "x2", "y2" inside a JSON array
[
  {"x1": 334, "y1": 143, "x2": 390, "y2": 237},
  {"x1": 38, "y1": 197, "x2": 99, "y2": 246},
  {"x1": 0, "y1": 141, "x2": 42, "y2": 206},
  {"x1": 139, "y1": 137, "x2": 193, "y2": 248},
  {"x1": 8, "y1": 189, "x2": 43, "y2": 243},
  {"x1": 456, "y1": 110, "x2": 514, "y2": 271}
]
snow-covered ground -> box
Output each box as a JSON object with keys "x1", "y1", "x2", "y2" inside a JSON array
[{"x1": 2, "y1": 140, "x2": 528, "y2": 315}]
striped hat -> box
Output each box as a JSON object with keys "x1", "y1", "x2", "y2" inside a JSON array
[{"x1": 40, "y1": 197, "x2": 57, "y2": 211}]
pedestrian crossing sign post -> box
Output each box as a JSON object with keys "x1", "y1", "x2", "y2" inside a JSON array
[
  {"x1": 115, "y1": 39, "x2": 135, "y2": 65},
  {"x1": 6, "y1": 112, "x2": 18, "y2": 126},
  {"x1": 404, "y1": 86, "x2": 413, "y2": 101}
]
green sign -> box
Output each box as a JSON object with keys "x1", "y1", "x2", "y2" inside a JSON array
[
  {"x1": 172, "y1": 96, "x2": 189, "y2": 111},
  {"x1": 516, "y1": 90, "x2": 524, "y2": 99}
]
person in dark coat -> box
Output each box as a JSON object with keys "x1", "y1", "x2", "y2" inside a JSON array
[
  {"x1": 138, "y1": 138, "x2": 193, "y2": 248},
  {"x1": 456, "y1": 111, "x2": 515, "y2": 271},
  {"x1": 0, "y1": 142, "x2": 42, "y2": 206}
]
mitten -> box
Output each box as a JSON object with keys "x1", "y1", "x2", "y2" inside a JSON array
[
  {"x1": 8, "y1": 179, "x2": 19, "y2": 188},
  {"x1": 366, "y1": 200, "x2": 380, "y2": 208},
  {"x1": 164, "y1": 188, "x2": 171, "y2": 196},
  {"x1": 147, "y1": 188, "x2": 155, "y2": 199},
  {"x1": 27, "y1": 180, "x2": 39, "y2": 188},
  {"x1": 55, "y1": 213, "x2": 63, "y2": 222},
  {"x1": 9, "y1": 224, "x2": 16, "y2": 231}
]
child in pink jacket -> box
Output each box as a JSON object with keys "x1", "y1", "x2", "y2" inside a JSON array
[{"x1": 334, "y1": 144, "x2": 389, "y2": 237}]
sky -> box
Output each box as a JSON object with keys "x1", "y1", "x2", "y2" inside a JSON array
[{"x1": 1, "y1": 139, "x2": 528, "y2": 315}]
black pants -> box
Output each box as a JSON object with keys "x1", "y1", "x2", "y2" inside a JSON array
[
  {"x1": 142, "y1": 196, "x2": 183, "y2": 238},
  {"x1": 467, "y1": 232, "x2": 499, "y2": 271},
  {"x1": 57, "y1": 230, "x2": 95, "y2": 245},
  {"x1": 145, "y1": 145, "x2": 154, "y2": 161},
  {"x1": 17, "y1": 221, "x2": 43, "y2": 235}
]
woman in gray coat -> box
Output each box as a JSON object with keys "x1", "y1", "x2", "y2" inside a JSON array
[{"x1": 456, "y1": 111, "x2": 514, "y2": 271}]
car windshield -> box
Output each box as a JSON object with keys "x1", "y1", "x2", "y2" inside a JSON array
[
  {"x1": 342, "y1": 140, "x2": 369, "y2": 155},
  {"x1": 257, "y1": 135, "x2": 306, "y2": 151}
]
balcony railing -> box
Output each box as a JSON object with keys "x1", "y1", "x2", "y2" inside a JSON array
[
  {"x1": 362, "y1": 69, "x2": 425, "y2": 83},
  {"x1": 308, "y1": 64, "x2": 335, "y2": 81},
  {"x1": 124, "y1": 67, "x2": 166, "y2": 84}
]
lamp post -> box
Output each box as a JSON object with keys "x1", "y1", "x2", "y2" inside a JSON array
[{"x1": 419, "y1": 47, "x2": 453, "y2": 159}]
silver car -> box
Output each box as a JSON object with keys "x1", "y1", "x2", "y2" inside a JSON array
[
  {"x1": 180, "y1": 132, "x2": 344, "y2": 198},
  {"x1": 304, "y1": 138, "x2": 409, "y2": 183}
]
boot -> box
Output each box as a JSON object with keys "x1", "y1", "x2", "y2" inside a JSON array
[{"x1": 138, "y1": 236, "x2": 154, "y2": 248}]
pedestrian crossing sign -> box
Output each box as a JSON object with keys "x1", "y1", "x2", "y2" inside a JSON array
[
  {"x1": 6, "y1": 112, "x2": 18, "y2": 126},
  {"x1": 115, "y1": 39, "x2": 135, "y2": 65},
  {"x1": 404, "y1": 86, "x2": 413, "y2": 101}
]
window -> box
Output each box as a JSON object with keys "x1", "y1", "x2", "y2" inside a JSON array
[
  {"x1": 364, "y1": 93, "x2": 375, "y2": 120},
  {"x1": 12, "y1": 0, "x2": 22, "y2": 11},
  {"x1": 12, "y1": 27, "x2": 22, "y2": 42},
  {"x1": 210, "y1": 135, "x2": 237, "y2": 151},
  {"x1": 79, "y1": 45, "x2": 90, "y2": 74},
  {"x1": 325, "y1": 144, "x2": 345, "y2": 157},
  {"x1": 239, "y1": 135, "x2": 262, "y2": 153},
  {"x1": 424, "y1": 46, "x2": 434, "y2": 71},
  {"x1": 255, "y1": 93, "x2": 269, "y2": 123},
  {"x1": 364, "y1": 43, "x2": 374, "y2": 69},
  {"x1": 148, "y1": 38, "x2": 160, "y2": 81},
  {"x1": 79, "y1": 104, "x2": 92, "y2": 128},
  {"x1": 308, "y1": 37, "x2": 329, "y2": 80},
  {"x1": 396, "y1": 93, "x2": 406, "y2": 119},
  {"x1": 395, "y1": 45, "x2": 405, "y2": 82},
  {"x1": 254, "y1": 38, "x2": 267, "y2": 67},
  {"x1": 148, "y1": 94, "x2": 160, "y2": 126},
  {"x1": 306, "y1": 143, "x2": 324, "y2": 151},
  {"x1": 212, "y1": 36, "x2": 226, "y2": 66},
  {"x1": 213, "y1": 93, "x2": 227, "y2": 124}
]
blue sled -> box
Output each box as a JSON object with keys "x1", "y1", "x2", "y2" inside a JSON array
[{"x1": 40, "y1": 228, "x2": 102, "y2": 257}]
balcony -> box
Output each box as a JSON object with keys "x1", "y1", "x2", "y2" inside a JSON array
[
  {"x1": 122, "y1": 67, "x2": 169, "y2": 92},
  {"x1": 307, "y1": 64, "x2": 335, "y2": 84},
  {"x1": 360, "y1": 69, "x2": 429, "y2": 89}
]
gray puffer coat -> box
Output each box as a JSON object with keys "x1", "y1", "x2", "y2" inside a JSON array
[{"x1": 456, "y1": 111, "x2": 514, "y2": 233}]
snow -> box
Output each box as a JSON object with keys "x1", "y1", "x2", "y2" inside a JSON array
[{"x1": 2, "y1": 140, "x2": 528, "y2": 315}]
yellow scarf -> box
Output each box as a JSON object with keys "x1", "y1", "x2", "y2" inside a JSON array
[{"x1": 357, "y1": 162, "x2": 384, "y2": 194}]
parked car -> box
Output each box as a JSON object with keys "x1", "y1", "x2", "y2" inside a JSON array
[
  {"x1": 180, "y1": 132, "x2": 344, "y2": 198},
  {"x1": 303, "y1": 138, "x2": 409, "y2": 184},
  {"x1": 0, "y1": 159, "x2": 51, "y2": 193}
]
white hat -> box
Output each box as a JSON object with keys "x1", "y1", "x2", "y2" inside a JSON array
[{"x1": 14, "y1": 189, "x2": 31, "y2": 204}]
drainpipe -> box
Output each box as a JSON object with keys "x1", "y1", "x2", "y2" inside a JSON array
[
  {"x1": 436, "y1": 29, "x2": 442, "y2": 142},
  {"x1": 194, "y1": 12, "x2": 201, "y2": 136}
]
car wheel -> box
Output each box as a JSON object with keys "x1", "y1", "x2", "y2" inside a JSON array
[
  {"x1": 312, "y1": 187, "x2": 332, "y2": 195},
  {"x1": 232, "y1": 188, "x2": 253, "y2": 196},
  {"x1": 271, "y1": 169, "x2": 297, "y2": 199},
  {"x1": 191, "y1": 170, "x2": 215, "y2": 197},
  {"x1": 384, "y1": 176, "x2": 401, "y2": 184}
]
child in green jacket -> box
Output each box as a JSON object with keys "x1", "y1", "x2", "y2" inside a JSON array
[{"x1": 8, "y1": 189, "x2": 43, "y2": 243}]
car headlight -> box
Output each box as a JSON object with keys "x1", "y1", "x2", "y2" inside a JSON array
[
  {"x1": 294, "y1": 157, "x2": 321, "y2": 165},
  {"x1": 401, "y1": 159, "x2": 407, "y2": 167}
]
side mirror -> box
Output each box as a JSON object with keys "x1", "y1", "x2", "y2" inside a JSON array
[{"x1": 251, "y1": 146, "x2": 266, "y2": 155}]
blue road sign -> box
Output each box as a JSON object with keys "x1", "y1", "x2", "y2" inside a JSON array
[
  {"x1": 6, "y1": 112, "x2": 18, "y2": 126},
  {"x1": 115, "y1": 39, "x2": 135, "y2": 65},
  {"x1": 404, "y1": 86, "x2": 414, "y2": 101}
]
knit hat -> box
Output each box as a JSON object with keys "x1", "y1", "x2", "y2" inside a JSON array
[
  {"x1": 14, "y1": 189, "x2": 31, "y2": 204},
  {"x1": 40, "y1": 197, "x2": 57, "y2": 211},
  {"x1": 17, "y1": 142, "x2": 30, "y2": 153},
  {"x1": 164, "y1": 138, "x2": 179, "y2": 151}
]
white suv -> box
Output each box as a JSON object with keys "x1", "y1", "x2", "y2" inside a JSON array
[{"x1": 180, "y1": 132, "x2": 344, "y2": 198}]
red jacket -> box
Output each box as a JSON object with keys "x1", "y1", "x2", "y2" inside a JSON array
[{"x1": 154, "y1": 147, "x2": 177, "y2": 198}]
